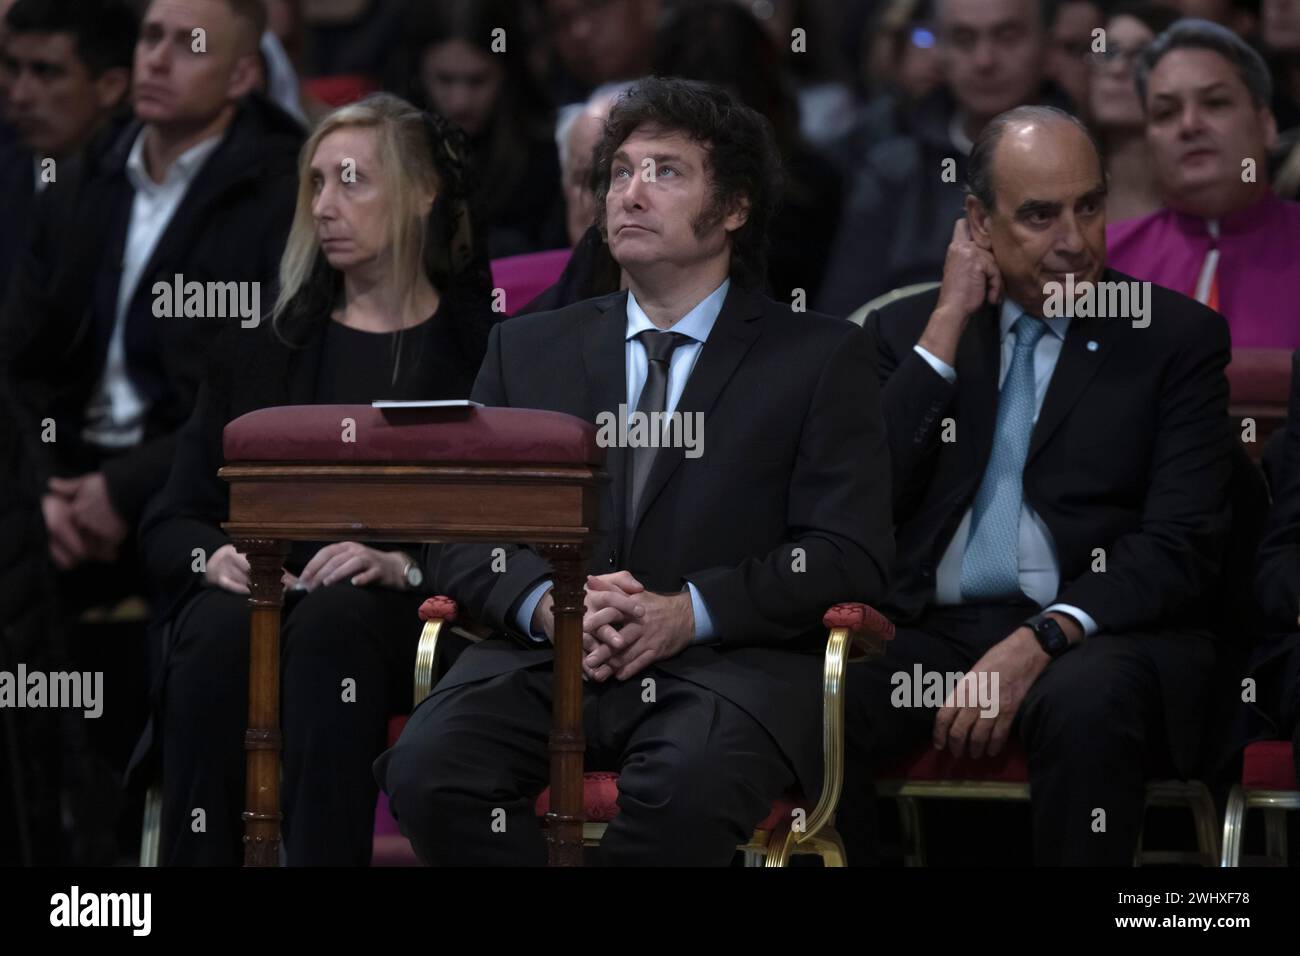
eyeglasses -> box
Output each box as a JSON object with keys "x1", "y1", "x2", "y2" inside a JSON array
[{"x1": 1088, "y1": 43, "x2": 1149, "y2": 69}]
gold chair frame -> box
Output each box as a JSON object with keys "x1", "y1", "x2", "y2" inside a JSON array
[{"x1": 1220, "y1": 783, "x2": 1300, "y2": 866}]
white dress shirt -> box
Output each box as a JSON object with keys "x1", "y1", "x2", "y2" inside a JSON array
[
  {"x1": 82, "y1": 129, "x2": 224, "y2": 449},
  {"x1": 914, "y1": 299, "x2": 1100, "y2": 636}
]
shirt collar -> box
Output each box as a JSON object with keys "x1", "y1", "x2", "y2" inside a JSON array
[
  {"x1": 1000, "y1": 297, "x2": 1069, "y2": 342},
  {"x1": 125, "y1": 127, "x2": 224, "y2": 193},
  {"x1": 625, "y1": 278, "x2": 731, "y2": 344}
]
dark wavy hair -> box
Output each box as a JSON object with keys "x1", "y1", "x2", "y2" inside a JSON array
[{"x1": 591, "y1": 77, "x2": 784, "y2": 290}]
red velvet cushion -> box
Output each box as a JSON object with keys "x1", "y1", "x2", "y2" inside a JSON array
[
  {"x1": 878, "y1": 741, "x2": 1031, "y2": 783},
  {"x1": 535, "y1": 772, "x2": 622, "y2": 821},
  {"x1": 491, "y1": 249, "x2": 573, "y2": 316},
  {"x1": 823, "y1": 602, "x2": 895, "y2": 640},
  {"x1": 386, "y1": 715, "x2": 408, "y2": 748},
  {"x1": 1227, "y1": 349, "x2": 1293, "y2": 405},
  {"x1": 223, "y1": 405, "x2": 603, "y2": 466},
  {"x1": 533, "y1": 772, "x2": 806, "y2": 830},
  {"x1": 1241, "y1": 740, "x2": 1297, "y2": 790},
  {"x1": 302, "y1": 74, "x2": 380, "y2": 107},
  {"x1": 418, "y1": 596, "x2": 458, "y2": 623}
]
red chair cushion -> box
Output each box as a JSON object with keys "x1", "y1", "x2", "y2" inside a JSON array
[
  {"x1": 302, "y1": 74, "x2": 380, "y2": 107},
  {"x1": 878, "y1": 741, "x2": 1031, "y2": 783},
  {"x1": 418, "y1": 596, "x2": 457, "y2": 623},
  {"x1": 223, "y1": 404, "x2": 603, "y2": 466},
  {"x1": 1227, "y1": 348, "x2": 1293, "y2": 404},
  {"x1": 1241, "y1": 740, "x2": 1297, "y2": 790},
  {"x1": 533, "y1": 772, "x2": 810, "y2": 831},
  {"x1": 491, "y1": 249, "x2": 573, "y2": 315}
]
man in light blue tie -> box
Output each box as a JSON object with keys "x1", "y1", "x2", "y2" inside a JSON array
[{"x1": 849, "y1": 104, "x2": 1236, "y2": 865}]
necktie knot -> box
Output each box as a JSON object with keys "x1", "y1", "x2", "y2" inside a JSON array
[{"x1": 636, "y1": 329, "x2": 689, "y2": 365}]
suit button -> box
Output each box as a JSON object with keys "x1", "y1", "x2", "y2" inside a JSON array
[
  {"x1": 607, "y1": 551, "x2": 616, "y2": 568},
  {"x1": 920, "y1": 564, "x2": 934, "y2": 578}
]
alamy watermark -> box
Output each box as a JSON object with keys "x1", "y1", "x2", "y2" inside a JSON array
[
  {"x1": 890, "y1": 664, "x2": 1000, "y2": 718},
  {"x1": 0, "y1": 665, "x2": 102, "y2": 718},
  {"x1": 152, "y1": 273, "x2": 261, "y2": 328},
  {"x1": 1042, "y1": 274, "x2": 1151, "y2": 328},
  {"x1": 594, "y1": 404, "x2": 704, "y2": 458}
]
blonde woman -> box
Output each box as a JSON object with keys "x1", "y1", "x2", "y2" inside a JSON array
[{"x1": 135, "y1": 94, "x2": 496, "y2": 865}]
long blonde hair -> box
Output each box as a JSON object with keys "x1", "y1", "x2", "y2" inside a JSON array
[{"x1": 273, "y1": 93, "x2": 442, "y2": 329}]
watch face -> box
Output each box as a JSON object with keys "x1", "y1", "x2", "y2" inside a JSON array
[{"x1": 406, "y1": 564, "x2": 424, "y2": 588}]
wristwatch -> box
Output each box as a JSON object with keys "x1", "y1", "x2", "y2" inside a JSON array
[
  {"x1": 1027, "y1": 614, "x2": 1072, "y2": 658},
  {"x1": 400, "y1": 554, "x2": 424, "y2": 591}
]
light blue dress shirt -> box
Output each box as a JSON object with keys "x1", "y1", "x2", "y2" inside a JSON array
[
  {"x1": 515, "y1": 279, "x2": 731, "y2": 642},
  {"x1": 914, "y1": 299, "x2": 1100, "y2": 636}
]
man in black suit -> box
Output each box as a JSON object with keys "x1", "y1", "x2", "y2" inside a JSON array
[
  {"x1": 0, "y1": 0, "x2": 301, "y2": 594},
  {"x1": 376, "y1": 77, "x2": 894, "y2": 866},
  {"x1": 0, "y1": 0, "x2": 136, "y2": 304},
  {"x1": 1249, "y1": 350, "x2": 1300, "y2": 787},
  {"x1": 844, "y1": 105, "x2": 1234, "y2": 865}
]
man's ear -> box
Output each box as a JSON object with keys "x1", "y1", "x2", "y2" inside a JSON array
[
  {"x1": 226, "y1": 50, "x2": 263, "y2": 102},
  {"x1": 94, "y1": 67, "x2": 131, "y2": 112},
  {"x1": 723, "y1": 196, "x2": 750, "y2": 234},
  {"x1": 965, "y1": 194, "x2": 994, "y2": 249}
]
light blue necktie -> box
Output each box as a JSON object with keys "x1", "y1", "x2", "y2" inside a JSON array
[{"x1": 960, "y1": 313, "x2": 1048, "y2": 600}]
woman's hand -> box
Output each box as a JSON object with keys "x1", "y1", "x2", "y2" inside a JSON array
[
  {"x1": 205, "y1": 543, "x2": 251, "y2": 594},
  {"x1": 296, "y1": 542, "x2": 409, "y2": 591}
]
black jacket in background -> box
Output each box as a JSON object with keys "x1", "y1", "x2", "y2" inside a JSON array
[
  {"x1": 817, "y1": 83, "x2": 1073, "y2": 317},
  {"x1": 0, "y1": 93, "x2": 305, "y2": 526},
  {"x1": 1256, "y1": 350, "x2": 1300, "y2": 631}
]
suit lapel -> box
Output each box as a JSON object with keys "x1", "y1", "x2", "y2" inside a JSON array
[
  {"x1": 627, "y1": 285, "x2": 763, "y2": 549},
  {"x1": 583, "y1": 294, "x2": 631, "y2": 542},
  {"x1": 1026, "y1": 313, "x2": 1115, "y2": 465}
]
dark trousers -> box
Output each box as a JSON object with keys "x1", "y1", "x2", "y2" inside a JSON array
[
  {"x1": 841, "y1": 602, "x2": 1183, "y2": 866},
  {"x1": 376, "y1": 664, "x2": 796, "y2": 865},
  {"x1": 1274, "y1": 643, "x2": 1300, "y2": 785},
  {"x1": 159, "y1": 582, "x2": 422, "y2": 866}
]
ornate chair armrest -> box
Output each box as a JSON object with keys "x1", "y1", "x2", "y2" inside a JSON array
[
  {"x1": 414, "y1": 596, "x2": 459, "y2": 707},
  {"x1": 801, "y1": 602, "x2": 895, "y2": 842}
]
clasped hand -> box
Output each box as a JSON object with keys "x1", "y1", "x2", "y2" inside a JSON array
[{"x1": 532, "y1": 570, "x2": 696, "y2": 682}]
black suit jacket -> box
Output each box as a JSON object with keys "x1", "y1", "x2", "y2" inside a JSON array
[
  {"x1": 0, "y1": 94, "x2": 304, "y2": 525},
  {"x1": 865, "y1": 270, "x2": 1233, "y2": 632},
  {"x1": 427, "y1": 284, "x2": 895, "y2": 798},
  {"x1": 865, "y1": 272, "x2": 1234, "y2": 773}
]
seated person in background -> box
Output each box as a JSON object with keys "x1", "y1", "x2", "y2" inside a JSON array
[
  {"x1": 1087, "y1": 2, "x2": 1181, "y2": 224},
  {"x1": 847, "y1": 105, "x2": 1234, "y2": 865},
  {"x1": 517, "y1": 81, "x2": 630, "y2": 315},
  {"x1": 818, "y1": 0, "x2": 1073, "y2": 318},
  {"x1": 1108, "y1": 19, "x2": 1300, "y2": 348},
  {"x1": 376, "y1": 77, "x2": 894, "y2": 866},
  {"x1": 399, "y1": 0, "x2": 563, "y2": 258},
  {"x1": 1248, "y1": 348, "x2": 1300, "y2": 787},
  {"x1": 0, "y1": 0, "x2": 136, "y2": 304},
  {"x1": 0, "y1": 0, "x2": 302, "y2": 616},
  {"x1": 135, "y1": 95, "x2": 498, "y2": 866}
]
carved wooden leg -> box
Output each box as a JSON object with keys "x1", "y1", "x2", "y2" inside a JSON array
[
  {"x1": 538, "y1": 544, "x2": 587, "y2": 866},
  {"x1": 237, "y1": 538, "x2": 289, "y2": 867}
]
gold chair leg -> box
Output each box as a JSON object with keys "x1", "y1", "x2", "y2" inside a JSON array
[
  {"x1": 763, "y1": 822, "x2": 798, "y2": 868},
  {"x1": 1220, "y1": 785, "x2": 1245, "y2": 867},
  {"x1": 139, "y1": 784, "x2": 162, "y2": 868},
  {"x1": 1188, "y1": 782, "x2": 1221, "y2": 865},
  {"x1": 799, "y1": 826, "x2": 846, "y2": 867},
  {"x1": 896, "y1": 795, "x2": 925, "y2": 866},
  {"x1": 1264, "y1": 808, "x2": 1288, "y2": 865}
]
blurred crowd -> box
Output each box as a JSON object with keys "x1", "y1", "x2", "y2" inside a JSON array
[{"x1": 1, "y1": 0, "x2": 1299, "y2": 865}]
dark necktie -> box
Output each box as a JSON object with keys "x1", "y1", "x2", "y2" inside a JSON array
[{"x1": 628, "y1": 329, "x2": 689, "y2": 523}]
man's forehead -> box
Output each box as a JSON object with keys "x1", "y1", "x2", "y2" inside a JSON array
[
  {"x1": 992, "y1": 123, "x2": 1102, "y2": 198},
  {"x1": 146, "y1": 0, "x2": 232, "y2": 27},
  {"x1": 941, "y1": 0, "x2": 1037, "y2": 29},
  {"x1": 614, "y1": 128, "x2": 705, "y2": 160},
  {"x1": 1148, "y1": 48, "x2": 1243, "y2": 94}
]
